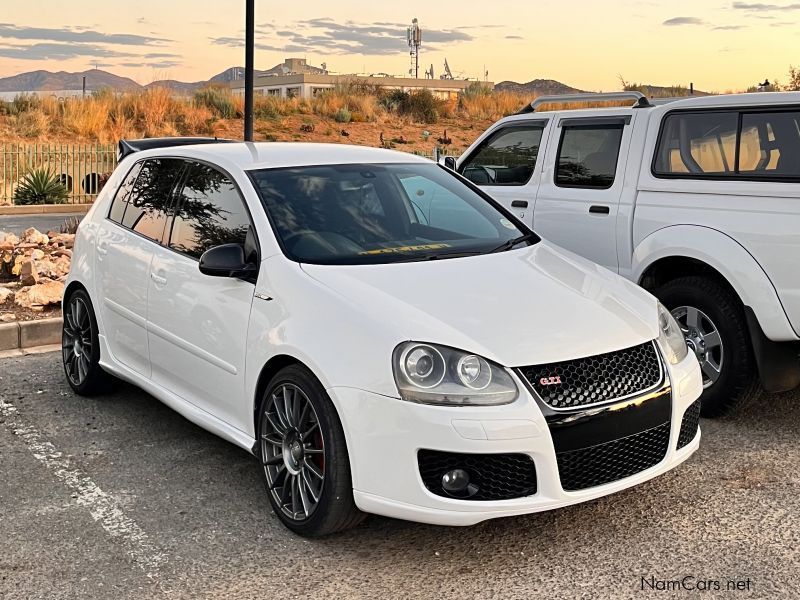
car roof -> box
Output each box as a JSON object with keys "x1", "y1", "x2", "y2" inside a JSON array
[{"x1": 130, "y1": 142, "x2": 432, "y2": 171}]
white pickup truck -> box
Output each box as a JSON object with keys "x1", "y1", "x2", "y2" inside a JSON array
[{"x1": 447, "y1": 91, "x2": 800, "y2": 416}]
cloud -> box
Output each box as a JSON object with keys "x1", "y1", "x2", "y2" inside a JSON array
[
  {"x1": 713, "y1": 24, "x2": 747, "y2": 29},
  {"x1": 211, "y1": 18, "x2": 474, "y2": 56},
  {"x1": 118, "y1": 60, "x2": 182, "y2": 69},
  {"x1": 0, "y1": 23, "x2": 169, "y2": 45},
  {"x1": 0, "y1": 42, "x2": 136, "y2": 60},
  {"x1": 663, "y1": 17, "x2": 706, "y2": 25},
  {"x1": 143, "y1": 52, "x2": 180, "y2": 59},
  {"x1": 505, "y1": 35, "x2": 524, "y2": 39},
  {"x1": 732, "y1": 1, "x2": 800, "y2": 10}
]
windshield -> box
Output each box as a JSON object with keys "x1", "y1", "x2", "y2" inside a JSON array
[{"x1": 249, "y1": 162, "x2": 537, "y2": 265}]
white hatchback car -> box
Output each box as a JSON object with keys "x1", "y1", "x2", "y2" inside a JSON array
[{"x1": 63, "y1": 139, "x2": 702, "y2": 536}]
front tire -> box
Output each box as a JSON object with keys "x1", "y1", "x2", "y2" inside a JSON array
[
  {"x1": 258, "y1": 365, "x2": 364, "y2": 537},
  {"x1": 62, "y1": 289, "x2": 113, "y2": 396},
  {"x1": 654, "y1": 276, "x2": 760, "y2": 417}
]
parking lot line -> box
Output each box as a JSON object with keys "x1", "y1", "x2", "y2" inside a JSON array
[{"x1": 0, "y1": 397, "x2": 168, "y2": 581}]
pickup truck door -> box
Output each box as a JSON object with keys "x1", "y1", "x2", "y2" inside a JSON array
[
  {"x1": 532, "y1": 113, "x2": 635, "y2": 272},
  {"x1": 456, "y1": 119, "x2": 550, "y2": 226}
]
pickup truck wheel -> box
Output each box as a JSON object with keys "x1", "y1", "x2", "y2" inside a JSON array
[{"x1": 654, "y1": 276, "x2": 760, "y2": 417}]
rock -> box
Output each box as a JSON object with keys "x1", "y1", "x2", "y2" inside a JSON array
[
  {"x1": 11, "y1": 255, "x2": 25, "y2": 276},
  {"x1": 49, "y1": 233, "x2": 75, "y2": 248},
  {"x1": 0, "y1": 287, "x2": 12, "y2": 303},
  {"x1": 52, "y1": 248, "x2": 72, "y2": 258},
  {"x1": 19, "y1": 259, "x2": 39, "y2": 286},
  {"x1": 22, "y1": 228, "x2": 49, "y2": 245},
  {"x1": 0, "y1": 313, "x2": 16, "y2": 322},
  {"x1": 31, "y1": 249, "x2": 45, "y2": 260},
  {"x1": 2, "y1": 233, "x2": 19, "y2": 247},
  {"x1": 14, "y1": 280, "x2": 64, "y2": 309}
]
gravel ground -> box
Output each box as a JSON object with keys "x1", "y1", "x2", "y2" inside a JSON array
[{"x1": 1, "y1": 351, "x2": 798, "y2": 599}]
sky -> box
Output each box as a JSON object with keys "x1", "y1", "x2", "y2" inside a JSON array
[{"x1": 0, "y1": 0, "x2": 798, "y2": 91}]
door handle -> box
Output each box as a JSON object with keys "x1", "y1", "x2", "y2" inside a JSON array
[
  {"x1": 511, "y1": 200, "x2": 529, "y2": 208},
  {"x1": 589, "y1": 205, "x2": 610, "y2": 215},
  {"x1": 150, "y1": 273, "x2": 167, "y2": 285}
]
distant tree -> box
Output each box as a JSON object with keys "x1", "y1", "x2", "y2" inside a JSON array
[{"x1": 786, "y1": 66, "x2": 800, "y2": 91}]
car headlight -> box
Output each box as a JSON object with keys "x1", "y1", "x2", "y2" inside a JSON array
[
  {"x1": 392, "y1": 342, "x2": 518, "y2": 406},
  {"x1": 657, "y1": 302, "x2": 689, "y2": 365}
]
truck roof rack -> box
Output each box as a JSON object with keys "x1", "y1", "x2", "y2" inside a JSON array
[
  {"x1": 515, "y1": 91, "x2": 652, "y2": 114},
  {"x1": 118, "y1": 137, "x2": 237, "y2": 161}
]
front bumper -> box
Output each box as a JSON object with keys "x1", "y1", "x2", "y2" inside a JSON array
[{"x1": 329, "y1": 350, "x2": 703, "y2": 526}]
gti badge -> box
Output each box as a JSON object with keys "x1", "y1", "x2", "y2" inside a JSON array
[{"x1": 539, "y1": 375, "x2": 562, "y2": 386}]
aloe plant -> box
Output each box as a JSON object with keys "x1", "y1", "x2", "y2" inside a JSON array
[{"x1": 13, "y1": 168, "x2": 69, "y2": 205}]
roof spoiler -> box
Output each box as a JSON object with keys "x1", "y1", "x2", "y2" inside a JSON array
[
  {"x1": 117, "y1": 137, "x2": 237, "y2": 161},
  {"x1": 515, "y1": 91, "x2": 652, "y2": 114}
]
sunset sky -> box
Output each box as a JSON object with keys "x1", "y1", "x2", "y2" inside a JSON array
[{"x1": 0, "y1": 1, "x2": 798, "y2": 91}]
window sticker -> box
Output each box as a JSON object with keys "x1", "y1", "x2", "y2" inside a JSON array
[{"x1": 359, "y1": 243, "x2": 451, "y2": 256}]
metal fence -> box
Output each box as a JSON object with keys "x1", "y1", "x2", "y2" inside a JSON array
[
  {"x1": 0, "y1": 143, "x2": 454, "y2": 205},
  {"x1": 1, "y1": 143, "x2": 117, "y2": 204}
]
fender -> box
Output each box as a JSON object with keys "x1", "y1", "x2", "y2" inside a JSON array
[{"x1": 631, "y1": 225, "x2": 797, "y2": 342}]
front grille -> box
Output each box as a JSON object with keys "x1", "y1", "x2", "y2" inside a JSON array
[
  {"x1": 418, "y1": 450, "x2": 537, "y2": 501},
  {"x1": 677, "y1": 399, "x2": 701, "y2": 449},
  {"x1": 518, "y1": 341, "x2": 663, "y2": 410},
  {"x1": 555, "y1": 421, "x2": 670, "y2": 491}
]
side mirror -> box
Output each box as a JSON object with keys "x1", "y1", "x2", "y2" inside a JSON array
[
  {"x1": 443, "y1": 156, "x2": 457, "y2": 171},
  {"x1": 199, "y1": 244, "x2": 257, "y2": 279}
]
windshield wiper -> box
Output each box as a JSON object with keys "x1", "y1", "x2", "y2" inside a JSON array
[
  {"x1": 386, "y1": 250, "x2": 485, "y2": 263},
  {"x1": 488, "y1": 232, "x2": 537, "y2": 253}
]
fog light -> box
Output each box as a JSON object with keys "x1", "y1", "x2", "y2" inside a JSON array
[{"x1": 441, "y1": 468, "x2": 478, "y2": 497}]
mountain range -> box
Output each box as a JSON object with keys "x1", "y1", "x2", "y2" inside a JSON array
[
  {"x1": 0, "y1": 67, "x2": 247, "y2": 94},
  {"x1": 0, "y1": 67, "x2": 704, "y2": 98}
]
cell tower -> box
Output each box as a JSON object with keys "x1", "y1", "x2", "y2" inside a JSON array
[{"x1": 407, "y1": 18, "x2": 422, "y2": 79}]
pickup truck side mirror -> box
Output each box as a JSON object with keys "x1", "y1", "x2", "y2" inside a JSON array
[
  {"x1": 443, "y1": 156, "x2": 457, "y2": 171},
  {"x1": 199, "y1": 244, "x2": 258, "y2": 280}
]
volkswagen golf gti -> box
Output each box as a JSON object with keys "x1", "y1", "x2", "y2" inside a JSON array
[{"x1": 62, "y1": 139, "x2": 702, "y2": 536}]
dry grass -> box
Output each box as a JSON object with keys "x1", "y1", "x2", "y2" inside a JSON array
[{"x1": 0, "y1": 85, "x2": 650, "y2": 150}]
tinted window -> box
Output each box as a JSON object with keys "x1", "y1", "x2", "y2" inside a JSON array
[
  {"x1": 556, "y1": 125, "x2": 623, "y2": 188},
  {"x1": 398, "y1": 175, "x2": 496, "y2": 238},
  {"x1": 108, "y1": 162, "x2": 143, "y2": 224},
  {"x1": 250, "y1": 163, "x2": 532, "y2": 265},
  {"x1": 117, "y1": 158, "x2": 183, "y2": 242},
  {"x1": 169, "y1": 164, "x2": 251, "y2": 260},
  {"x1": 654, "y1": 112, "x2": 738, "y2": 175},
  {"x1": 460, "y1": 125, "x2": 544, "y2": 186},
  {"x1": 739, "y1": 111, "x2": 800, "y2": 177}
]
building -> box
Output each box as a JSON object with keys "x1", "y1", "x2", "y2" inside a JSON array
[{"x1": 230, "y1": 58, "x2": 490, "y2": 100}]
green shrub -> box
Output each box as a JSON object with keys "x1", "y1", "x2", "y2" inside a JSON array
[
  {"x1": 10, "y1": 94, "x2": 40, "y2": 115},
  {"x1": 13, "y1": 168, "x2": 69, "y2": 205},
  {"x1": 194, "y1": 87, "x2": 239, "y2": 119},
  {"x1": 333, "y1": 107, "x2": 352, "y2": 123},
  {"x1": 399, "y1": 90, "x2": 440, "y2": 123}
]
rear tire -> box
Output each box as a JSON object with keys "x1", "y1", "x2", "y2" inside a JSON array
[
  {"x1": 62, "y1": 289, "x2": 114, "y2": 396},
  {"x1": 258, "y1": 364, "x2": 364, "y2": 537},
  {"x1": 654, "y1": 276, "x2": 760, "y2": 417}
]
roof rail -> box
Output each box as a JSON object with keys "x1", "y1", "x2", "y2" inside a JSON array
[
  {"x1": 118, "y1": 137, "x2": 237, "y2": 161},
  {"x1": 515, "y1": 91, "x2": 652, "y2": 114},
  {"x1": 648, "y1": 97, "x2": 693, "y2": 106}
]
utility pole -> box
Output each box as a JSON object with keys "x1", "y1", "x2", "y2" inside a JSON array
[{"x1": 244, "y1": 0, "x2": 255, "y2": 142}]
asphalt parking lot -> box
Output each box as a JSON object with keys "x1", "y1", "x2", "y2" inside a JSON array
[{"x1": 1, "y1": 352, "x2": 798, "y2": 599}]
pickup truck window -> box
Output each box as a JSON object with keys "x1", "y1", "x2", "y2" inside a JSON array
[
  {"x1": 555, "y1": 124, "x2": 623, "y2": 189},
  {"x1": 654, "y1": 112, "x2": 738, "y2": 176},
  {"x1": 654, "y1": 110, "x2": 800, "y2": 179},
  {"x1": 460, "y1": 125, "x2": 544, "y2": 186},
  {"x1": 739, "y1": 111, "x2": 800, "y2": 177}
]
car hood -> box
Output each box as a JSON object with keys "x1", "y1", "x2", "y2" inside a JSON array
[{"x1": 300, "y1": 243, "x2": 659, "y2": 367}]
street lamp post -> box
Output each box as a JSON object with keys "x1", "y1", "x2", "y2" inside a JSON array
[{"x1": 244, "y1": 0, "x2": 255, "y2": 142}]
